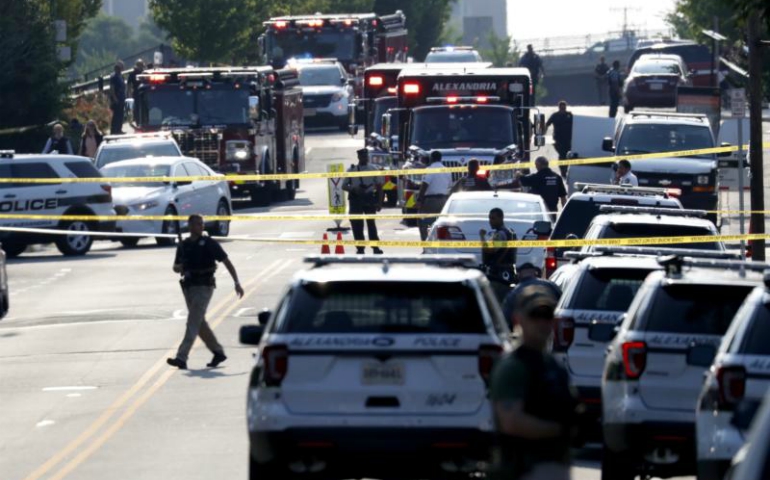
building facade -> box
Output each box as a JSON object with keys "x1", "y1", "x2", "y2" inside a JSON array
[{"x1": 448, "y1": 0, "x2": 509, "y2": 49}]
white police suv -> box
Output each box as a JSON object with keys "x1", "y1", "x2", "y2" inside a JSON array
[
  {"x1": 0, "y1": 151, "x2": 116, "y2": 257},
  {"x1": 94, "y1": 132, "x2": 182, "y2": 169},
  {"x1": 240, "y1": 255, "x2": 512, "y2": 480},
  {"x1": 696, "y1": 272, "x2": 770, "y2": 480},
  {"x1": 601, "y1": 255, "x2": 765, "y2": 480}
]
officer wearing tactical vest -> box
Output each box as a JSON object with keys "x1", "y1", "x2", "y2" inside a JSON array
[
  {"x1": 343, "y1": 147, "x2": 384, "y2": 254},
  {"x1": 480, "y1": 207, "x2": 518, "y2": 301}
]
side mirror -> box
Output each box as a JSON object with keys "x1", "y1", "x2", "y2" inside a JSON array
[
  {"x1": 257, "y1": 308, "x2": 272, "y2": 326},
  {"x1": 248, "y1": 96, "x2": 260, "y2": 120},
  {"x1": 588, "y1": 321, "x2": 618, "y2": 342},
  {"x1": 534, "y1": 134, "x2": 546, "y2": 147},
  {"x1": 239, "y1": 325, "x2": 265, "y2": 346},
  {"x1": 533, "y1": 220, "x2": 552, "y2": 237},
  {"x1": 686, "y1": 344, "x2": 717, "y2": 367},
  {"x1": 602, "y1": 137, "x2": 614, "y2": 152},
  {"x1": 533, "y1": 113, "x2": 545, "y2": 136},
  {"x1": 718, "y1": 142, "x2": 733, "y2": 158}
]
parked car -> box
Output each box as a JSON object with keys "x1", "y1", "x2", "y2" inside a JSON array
[
  {"x1": 623, "y1": 53, "x2": 691, "y2": 112},
  {"x1": 94, "y1": 132, "x2": 183, "y2": 169}
]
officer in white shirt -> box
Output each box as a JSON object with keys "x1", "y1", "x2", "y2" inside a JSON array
[
  {"x1": 612, "y1": 159, "x2": 639, "y2": 187},
  {"x1": 416, "y1": 150, "x2": 453, "y2": 241}
]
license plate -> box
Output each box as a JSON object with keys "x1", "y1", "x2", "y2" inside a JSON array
[
  {"x1": 304, "y1": 109, "x2": 317, "y2": 117},
  {"x1": 362, "y1": 362, "x2": 404, "y2": 385},
  {"x1": 650, "y1": 83, "x2": 663, "y2": 90}
]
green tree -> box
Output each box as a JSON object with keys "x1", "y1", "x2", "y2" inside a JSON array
[
  {"x1": 134, "y1": 15, "x2": 168, "y2": 51},
  {"x1": 77, "y1": 13, "x2": 136, "y2": 61},
  {"x1": 53, "y1": 0, "x2": 103, "y2": 67},
  {"x1": 149, "y1": 0, "x2": 259, "y2": 64},
  {"x1": 372, "y1": 0, "x2": 457, "y2": 61},
  {"x1": 479, "y1": 31, "x2": 519, "y2": 67}
]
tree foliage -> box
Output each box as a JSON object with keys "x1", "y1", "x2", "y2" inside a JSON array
[
  {"x1": 149, "y1": 0, "x2": 259, "y2": 64},
  {"x1": 479, "y1": 31, "x2": 519, "y2": 68}
]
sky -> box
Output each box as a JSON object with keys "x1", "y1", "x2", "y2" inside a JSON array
[{"x1": 506, "y1": 0, "x2": 678, "y2": 44}]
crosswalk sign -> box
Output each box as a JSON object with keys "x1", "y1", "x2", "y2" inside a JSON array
[{"x1": 327, "y1": 163, "x2": 346, "y2": 215}]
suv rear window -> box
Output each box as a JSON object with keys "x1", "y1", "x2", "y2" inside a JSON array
[
  {"x1": 740, "y1": 305, "x2": 770, "y2": 355},
  {"x1": 645, "y1": 285, "x2": 754, "y2": 335},
  {"x1": 282, "y1": 281, "x2": 486, "y2": 334},
  {"x1": 65, "y1": 161, "x2": 102, "y2": 178},
  {"x1": 572, "y1": 268, "x2": 653, "y2": 311},
  {"x1": 598, "y1": 223, "x2": 721, "y2": 250},
  {"x1": 551, "y1": 199, "x2": 679, "y2": 240},
  {"x1": 96, "y1": 143, "x2": 180, "y2": 169}
]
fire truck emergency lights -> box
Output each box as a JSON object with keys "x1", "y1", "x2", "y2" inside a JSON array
[
  {"x1": 274, "y1": 21, "x2": 288, "y2": 28},
  {"x1": 149, "y1": 74, "x2": 169, "y2": 83}
]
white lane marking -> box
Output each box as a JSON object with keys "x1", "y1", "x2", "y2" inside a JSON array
[
  {"x1": 42, "y1": 386, "x2": 98, "y2": 392},
  {"x1": 37, "y1": 420, "x2": 56, "y2": 428},
  {"x1": 286, "y1": 248, "x2": 308, "y2": 252},
  {"x1": 172, "y1": 309, "x2": 186, "y2": 320}
]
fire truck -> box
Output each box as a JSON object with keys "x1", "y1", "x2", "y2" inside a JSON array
[
  {"x1": 378, "y1": 67, "x2": 546, "y2": 217},
  {"x1": 260, "y1": 11, "x2": 408, "y2": 119},
  {"x1": 131, "y1": 66, "x2": 305, "y2": 206}
]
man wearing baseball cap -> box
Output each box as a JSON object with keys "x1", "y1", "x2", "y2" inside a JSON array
[
  {"x1": 501, "y1": 262, "x2": 561, "y2": 328},
  {"x1": 488, "y1": 285, "x2": 580, "y2": 480}
]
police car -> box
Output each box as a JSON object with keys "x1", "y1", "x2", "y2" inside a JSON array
[
  {"x1": 601, "y1": 255, "x2": 765, "y2": 480},
  {"x1": 696, "y1": 272, "x2": 770, "y2": 480},
  {"x1": 239, "y1": 255, "x2": 512, "y2": 480},
  {"x1": 93, "y1": 132, "x2": 183, "y2": 170},
  {"x1": 0, "y1": 151, "x2": 116, "y2": 258}
]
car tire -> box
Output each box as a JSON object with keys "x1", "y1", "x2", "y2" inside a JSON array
[
  {"x1": 2, "y1": 242, "x2": 27, "y2": 258},
  {"x1": 55, "y1": 220, "x2": 94, "y2": 256},
  {"x1": 120, "y1": 238, "x2": 140, "y2": 248},
  {"x1": 157, "y1": 207, "x2": 179, "y2": 246},
  {"x1": 601, "y1": 446, "x2": 636, "y2": 480},
  {"x1": 208, "y1": 200, "x2": 230, "y2": 237}
]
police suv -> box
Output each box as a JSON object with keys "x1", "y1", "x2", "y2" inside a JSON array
[
  {"x1": 696, "y1": 272, "x2": 770, "y2": 480},
  {"x1": 239, "y1": 255, "x2": 512, "y2": 480},
  {"x1": 601, "y1": 255, "x2": 765, "y2": 480},
  {"x1": 0, "y1": 151, "x2": 116, "y2": 258},
  {"x1": 93, "y1": 132, "x2": 183, "y2": 170}
]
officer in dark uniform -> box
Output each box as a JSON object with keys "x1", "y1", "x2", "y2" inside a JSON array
[
  {"x1": 480, "y1": 208, "x2": 518, "y2": 302},
  {"x1": 343, "y1": 147, "x2": 384, "y2": 254},
  {"x1": 450, "y1": 159, "x2": 492, "y2": 193},
  {"x1": 514, "y1": 157, "x2": 567, "y2": 220},
  {"x1": 167, "y1": 214, "x2": 244, "y2": 370},
  {"x1": 545, "y1": 101, "x2": 574, "y2": 176}
]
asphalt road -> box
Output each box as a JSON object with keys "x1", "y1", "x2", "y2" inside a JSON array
[{"x1": 4, "y1": 104, "x2": 768, "y2": 480}]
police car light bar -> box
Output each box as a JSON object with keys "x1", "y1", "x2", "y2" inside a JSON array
[
  {"x1": 598, "y1": 205, "x2": 707, "y2": 217},
  {"x1": 576, "y1": 183, "x2": 678, "y2": 198},
  {"x1": 657, "y1": 255, "x2": 770, "y2": 275},
  {"x1": 304, "y1": 254, "x2": 479, "y2": 268},
  {"x1": 591, "y1": 246, "x2": 742, "y2": 260},
  {"x1": 426, "y1": 96, "x2": 500, "y2": 104},
  {"x1": 274, "y1": 20, "x2": 288, "y2": 28}
]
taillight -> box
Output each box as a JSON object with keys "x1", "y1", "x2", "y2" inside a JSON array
[
  {"x1": 479, "y1": 344, "x2": 503, "y2": 383},
  {"x1": 717, "y1": 366, "x2": 746, "y2": 409},
  {"x1": 552, "y1": 317, "x2": 575, "y2": 352},
  {"x1": 368, "y1": 75, "x2": 384, "y2": 86},
  {"x1": 545, "y1": 248, "x2": 557, "y2": 277},
  {"x1": 436, "y1": 226, "x2": 466, "y2": 240},
  {"x1": 262, "y1": 344, "x2": 288, "y2": 386},
  {"x1": 403, "y1": 83, "x2": 420, "y2": 94},
  {"x1": 621, "y1": 341, "x2": 647, "y2": 379}
]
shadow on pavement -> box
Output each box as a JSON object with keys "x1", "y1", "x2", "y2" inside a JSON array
[
  {"x1": 182, "y1": 368, "x2": 247, "y2": 380},
  {"x1": 8, "y1": 252, "x2": 118, "y2": 264}
]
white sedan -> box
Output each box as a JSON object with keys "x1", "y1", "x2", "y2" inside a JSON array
[
  {"x1": 100, "y1": 156, "x2": 232, "y2": 247},
  {"x1": 424, "y1": 191, "x2": 553, "y2": 270}
]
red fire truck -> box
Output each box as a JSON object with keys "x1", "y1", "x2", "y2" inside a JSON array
[
  {"x1": 260, "y1": 11, "x2": 408, "y2": 119},
  {"x1": 380, "y1": 67, "x2": 546, "y2": 216},
  {"x1": 131, "y1": 66, "x2": 305, "y2": 205}
]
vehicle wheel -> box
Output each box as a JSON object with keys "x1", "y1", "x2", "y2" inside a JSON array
[
  {"x1": 157, "y1": 207, "x2": 179, "y2": 246},
  {"x1": 55, "y1": 221, "x2": 94, "y2": 256},
  {"x1": 120, "y1": 238, "x2": 140, "y2": 248},
  {"x1": 601, "y1": 446, "x2": 636, "y2": 480},
  {"x1": 2, "y1": 242, "x2": 27, "y2": 258},
  {"x1": 209, "y1": 200, "x2": 231, "y2": 237}
]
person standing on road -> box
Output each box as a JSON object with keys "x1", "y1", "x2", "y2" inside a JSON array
[
  {"x1": 480, "y1": 208, "x2": 518, "y2": 302},
  {"x1": 519, "y1": 45, "x2": 544, "y2": 106},
  {"x1": 127, "y1": 58, "x2": 145, "y2": 99},
  {"x1": 343, "y1": 148, "x2": 384, "y2": 254},
  {"x1": 450, "y1": 159, "x2": 492, "y2": 193},
  {"x1": 109, "y1": 61, "x2": 126, "y2": 135},
  {"x1": 78, "y1": 120, "x2": 103, "y2": 159},
  {"x1": 501, "y1": 263, "x2": 562, "y2": 329},
  {"x1": 42, "y1": 123, "x2": 74, "y2": 154},
  {"x1": 513, "y1": 157, "x2": 567, "y2": 218},
  {"x1": 545, "y1": 101, "x2": 573, "y2": 176},
  {"x1": 488, "y1": 285, "x2": 580, "y2": 480},
  {"x1": 594, "y1": 56, "x2": 610, "y2": 105},
  {"x1": 607, "y1": 60, "x2": 623, "y2": 118},
  {"x1": 612, "y1": 159, "x2": 639, "y2": 187},
  {"x1": 416, "y1": 150, "x2": 453, "y2": 241},
  {"x1": 167, "y1": 214, "x2": 245, "y2": 370}
]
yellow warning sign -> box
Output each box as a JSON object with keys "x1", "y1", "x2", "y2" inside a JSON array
[{"x1": 327, "y1": 163, "x2": 346, "y2": 215}]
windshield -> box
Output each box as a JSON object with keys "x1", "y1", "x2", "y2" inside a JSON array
[
  {"x1": 572, "y1": 269, "x2": 653, "y2": 311},
  {"x1": 617, "y1": 124, "x2": 715, "y2": 159},
  {"x1": 95, "y1": 143, "x2": 180, "y2": 169},
  {"x1": 633, "y1": 61, "x2": 682, "y2": 75},
  {"x1": 268, "y1": 30, "x2": 356, "y2": 63},
  {"x1": 298, "y1": 66, "x2": 343, "y2": 86},
  {"x1": 141, "y1": 88, "x2": 250, "y2": 127},
  {"x1": 411, "y1": 107, "x2": 515, "y2": 149},
  {"x1": 101, "y1": 163, "x2": 171, "y2": 187},
  {"x1": 373, "y1": 97, "x2": 397, "y2": 135},
  {"x1": 646, "y1": 284, "x2": 753, "y2": 335},
  {"x1": 446, "y1": 198, "x2": 543, "y2": 217},
  {"x1": 280, "y1": 281, "x2": 486, "y2": 334},
  {"x1": 598, "y1": 223, "x2": 721, "y2": 250},
  {"x1": 425, "y1": 52, "x2": 481, "y2": 63}
]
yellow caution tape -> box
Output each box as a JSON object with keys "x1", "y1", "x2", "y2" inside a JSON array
[{"x1": 2, "y1": 142, "x2": 767, "y2": 184}]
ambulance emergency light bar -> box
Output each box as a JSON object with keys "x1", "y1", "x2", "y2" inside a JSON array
[{"x1": 426, "y1": 96, "x2": 501, "y2": 104}]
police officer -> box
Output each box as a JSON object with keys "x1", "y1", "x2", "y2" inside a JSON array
[
  {"x1": 480, "y1": 208, "x2": 517, "y2": 302},
  {"x1": 514, "y1": 157, "x2": 567, "y2": 219},
  {"x1": 519, "y1": 45, "x2": 544, "y2": 106},
  {"x1": 612, "y1": 159, "x2": 639, "y2": 186},
  {"x1": 416, "y1": 150, "x2": 452, "y2": 241},
  {"x1": 607, "y1": 60, "x2": 624, "y2": 118},
  {"x1": 450, "y1": 159, "x2": 492, "y2": 193},
  {"x1": 167, "y1": 214, "x2": 244, "y2": 370},
  {"x1": 343, "y1": 147, "x2": 384, "y2": 254},
  {"x1": 545, "y1": 101, "x2": 573, "y2": 176},
  {"x1": 594, "y1": 56, "x2": 610, "y2": 105},
  {"x1": 488, "y1": 285, "x2": 581, "y2": 480},
  {"x1": 501, "y1": 263, "x2": 562, "y2": 328}
]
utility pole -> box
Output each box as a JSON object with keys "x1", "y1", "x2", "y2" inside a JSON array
[{"x1": 747, "y1": 12, "x2": 765, "y2": 261}]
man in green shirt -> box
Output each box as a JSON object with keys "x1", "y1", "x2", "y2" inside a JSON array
[{"x1": 488, "y1": 285, "x2": 580, "y2": 480}]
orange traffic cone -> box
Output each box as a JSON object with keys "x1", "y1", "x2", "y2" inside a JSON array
[
  {"x1": 335, "y1": 232, "x2": 345, "y2": 254},
  {"x1": 321, "y1": 233, "x2": 330, "y2": 254}
]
